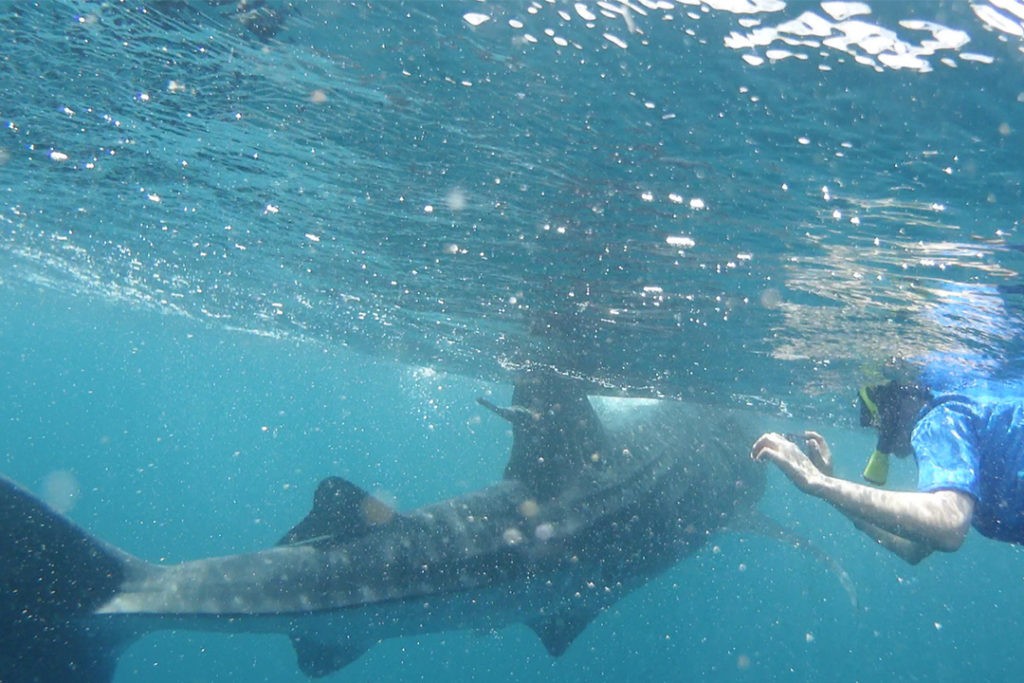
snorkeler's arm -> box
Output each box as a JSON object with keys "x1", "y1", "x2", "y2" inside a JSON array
[
  {"x1": 810, "y1": 476, "x2": 973, "y2": 553},
  {"x1": 796, "y1": 432, "x2": 933, "y2": 562},
  {"x1": 846, "y1": 517, "x2": 934, "y2": 564},
  {"x1": 752, "y1": 433, "x2": 973, "y2": 558}
]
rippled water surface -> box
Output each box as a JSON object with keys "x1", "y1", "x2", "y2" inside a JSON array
[{"x1": 4, "y1": 0, "x2": 1024, "y2": 414}]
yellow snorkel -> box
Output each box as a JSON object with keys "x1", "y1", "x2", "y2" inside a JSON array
[
  {"x1": 862, "y1": 449, "x2": 890, "y2": 485},
  {"x1": 858, "y1": 385, "x2": 890, "y2": 486}
]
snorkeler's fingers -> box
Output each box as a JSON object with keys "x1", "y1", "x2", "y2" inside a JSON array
[
  {"x1": 750, "y1": 434, "x2": 805, "y2": 471},
  {"x1": 751, "y1": 444, "x2": 781, "y2": 464},
  {"x1": 803, "y1": 431, "x2": 833, "y2": 476},
  {"x1": 804, "y1": 431, "x2": 828, "y2": 451},
  {"x1": 804, "y1": 432, "x2": 830, "y2": 457},
  {"x1": 750, "y1": 433, "x2": 785, "y2": 460},
  {"x1": 753, "y1": 440, "x2": 822, "y2": 491}
]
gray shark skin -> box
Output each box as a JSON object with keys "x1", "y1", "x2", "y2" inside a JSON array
[{"x1": 0, "y1": 372, "x2": 764, "y2": 682}]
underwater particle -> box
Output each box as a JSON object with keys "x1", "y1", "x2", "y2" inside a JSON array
[
  {"x1": 736, "y1": 653, "x2": 751, "y2": 670},
  {"x1": 972, "y1": 3, "x2": 1024, "y2": 36},
  {"x1": 42, "y1": 470, "x2": 80, "y2": 514},
  {"x1": 463, "y1": 12, "x2": 490, "y2": 27},
  {"x1": 603, "y1": 33, "x2": 628, "y2": 49},
  {"x1": 49, "y1": 150, "x2": 68, "y2": 162},
  {"x1": 308, "y1": 89, "x2": 328, "y2": 104},
  {"x1": 535, "y1": 522, "x2": 554, "y2": 541},
  {"x1": 999, "y1": 122, "x2": 1012, "y2": 136},
  {"x1": 821, "y1": 1, "x2": 871, "y2": 20},
  {"x1": 766, "y1": 48, "x2": 796, "y2": 61},
  {"x1": 445, "y1": 187, "x2": 467, "y2": 211},
  {"x1": 574, "y1": 3, "x2": 597, "y2": 21},
  {"x1": 689, "y1": 197, "x2": 706, "y2": 210},
  {"x1": 502, "y1": 527, "x2": 525, "y2": 545},
  {"x1": 0, "y1": 147, "x2": 8, "y2": 165},
  {"x1": 805, "y1": 631, "x2": 815, "y2": 643},
  {"x1": 759, "y1": 288, "x2": 782, "y2": 309},
  {"x1": 666, "y1": 235, "x2": 696, "y2": 248},
  {"x1": 933, "y1": 621, "x2": 942, "y2": 631}
]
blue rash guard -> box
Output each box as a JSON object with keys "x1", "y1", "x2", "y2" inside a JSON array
[{"x1": 912, "y1": 380, "x2": 1024, "y2": 543}]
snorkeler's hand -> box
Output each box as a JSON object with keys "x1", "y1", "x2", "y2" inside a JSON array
[
  {"x1": 750, "y1": 432, "x2": 826, "y2": 494},
  {"x1": 803, "y1": 431, "x2": 833, "y2": 477}
]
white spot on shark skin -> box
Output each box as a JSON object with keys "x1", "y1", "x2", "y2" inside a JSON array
[{"x1": 518, "y1": 499, "x2": 540, "y2": 518}]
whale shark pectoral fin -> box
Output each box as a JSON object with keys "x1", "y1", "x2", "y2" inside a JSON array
[
  {"x1": 289, "y1": 633, "x2": 369, "y2": 678},
  {"x1": 277, "y1": 476, "x2": 398, "y2": 548},
  {"x1": 733, "y1": 512, "x2": 859, "y2": 610},
  {"x1": 527, "y1": 608, "x2": 602, "y2": 657}
]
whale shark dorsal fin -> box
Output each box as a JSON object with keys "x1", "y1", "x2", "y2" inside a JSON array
[
  {"x1": 483, "y1": 372, "x2": 611, "y2": 499},
  {"x1": 277, "y1": 476, "x2": 397, "y2": 548},
  {"x1": 289, "y1": 633, "x2": 369, "y2": 677},
  {"x1": 528, "y1": 608, "x2": 602, "y2": 657}
]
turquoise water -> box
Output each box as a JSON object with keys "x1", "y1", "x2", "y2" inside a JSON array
[{"x1": 3, "y1": 1, "x2": 1024, "y2": 681}]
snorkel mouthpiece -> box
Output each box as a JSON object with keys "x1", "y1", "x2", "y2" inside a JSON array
[
  {"x1": 858, "y1": 385, "x2": 880, "y2": 428},
  {"x1": 862, "y1": 449, "x2": 890, "y2": 486},
  {"x1": 858, "y1": 384, "x2": 889, "y2": 485}
]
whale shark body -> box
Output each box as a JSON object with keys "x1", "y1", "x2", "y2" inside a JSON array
[{"x1": 0, "y1": 373, "x2": 766, "y2": 682}]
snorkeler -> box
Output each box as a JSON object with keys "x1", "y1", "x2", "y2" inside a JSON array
[{"x1": 750, "y1": 369, "x2": 1024, "y2": 565}]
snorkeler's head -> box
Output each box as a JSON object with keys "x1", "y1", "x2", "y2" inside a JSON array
[{"x1": 857, "y1": 380, "x2": 931, "y2": 484}]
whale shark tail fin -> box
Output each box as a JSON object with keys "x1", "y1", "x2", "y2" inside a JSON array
[{"x1": 0, "y1": 475, "x2": 138, "y2": 683}]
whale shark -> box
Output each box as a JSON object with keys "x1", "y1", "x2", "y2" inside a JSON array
[{"x1": 0, "y1": 372, "x2": 768, "y2": 682}]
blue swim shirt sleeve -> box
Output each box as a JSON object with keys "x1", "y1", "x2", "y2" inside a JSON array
[{"x1": 911, "y1": 400, "x2": 981, "y2": 499}]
